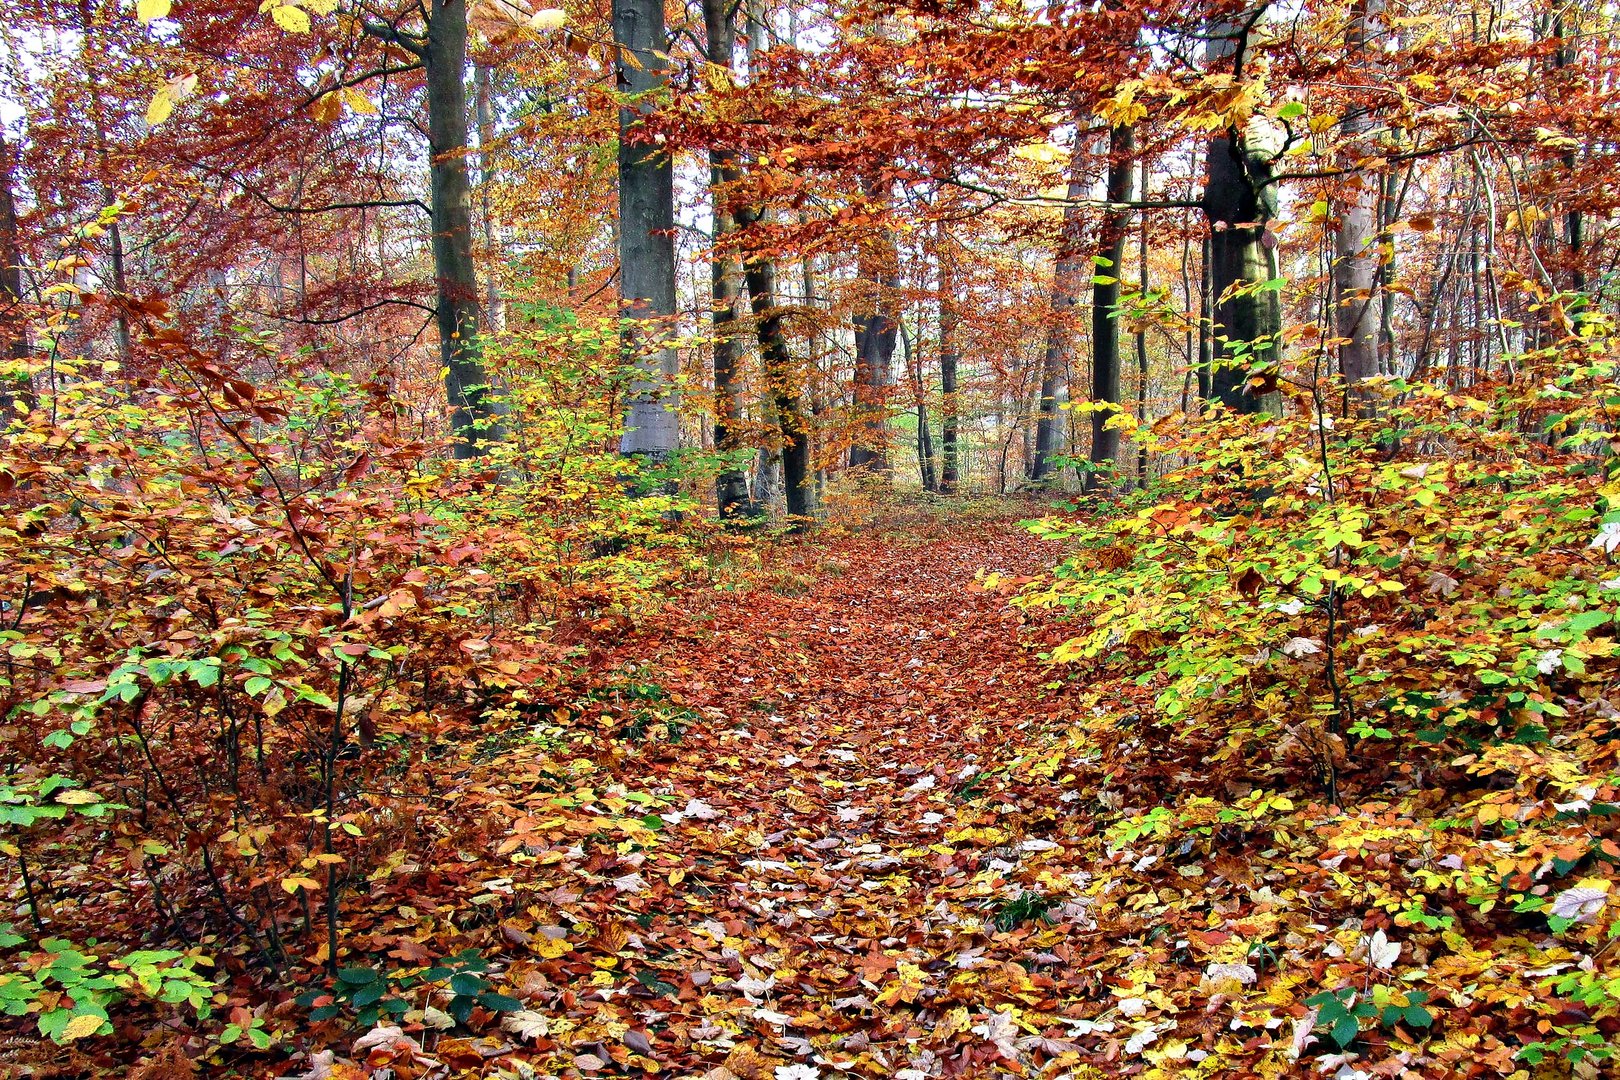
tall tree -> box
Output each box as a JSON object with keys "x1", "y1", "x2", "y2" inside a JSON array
[
  {"x1": 0, "y1": 130, "x2": 33, "y2": 417},
  {"x1": 703, "y1": 0, "x2": 751, "y2": 517},
  {"x1": 1333, "y1": 0, "x2": 1382, "y2": 402},
  {"x1": 1088, "y1": 124, "x2": 1135, "y2": 488},
  {"x1": 614, "y1": 0, "x2": 680, "y2": 460},
  {"x1": 1203, "y1": 4, "x2": 1282, "y2": 414},
  {"x1": 937, "y1": 224, "x2": 960, "y2": 495},
  {"x1": 364, "y1": 0, "x2": 503, "y2": 457},
  {"x1": 1030, "y1": 139, "x2": 1088, "y2": 482},
  {"x1": 848, "y1": 179, "x2": 898, "y2": 473}
]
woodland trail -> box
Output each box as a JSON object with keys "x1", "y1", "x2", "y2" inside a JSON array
[{"x1": 506, "y1": 507, "x2": 1095, "y2": 1078}]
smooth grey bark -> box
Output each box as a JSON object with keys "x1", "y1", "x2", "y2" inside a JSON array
[
  {"x1": 1088, "y1": 124, "x2": 1134, "y2": 488},
  {"x1": 614, "y1": 0, "x2": 680, "y2": 458},
  {"x1": 1333, "y1": 0, "x2": 1381, "y2": 401},
  {"x1": 702, "y1": 0, "x2": 750, "y2": 517},
  {"x1": 1204, "y1": 7, "x2": 1282, "y2": 414},
  {"x1": 1030, "y1": 139, "x2": 1088, "y2": 482}
]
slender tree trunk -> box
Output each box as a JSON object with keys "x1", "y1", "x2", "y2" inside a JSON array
[
  {"x1": 425, "y1": 0, "x2": 501, "y2": 456},
  {"x1": 1197, "y1": 233, "x2": 1213, "y2": 401},
  {"x1": 1334, "y1": 0, "x2": 1382, "y2": 407},
  {"x1": 614, "y1": 0, "x2": 680, "y2": 459},
  {"x1": 1203, "y1": 9, "x2": 1282, "y2": 414},
  {"x1": 0, "y1": 130, "x2": 35, "y2": 417},
  {"x1": 938, "y1": 225, "x2": 960, "y2": 494},
  {"x1": 1553, "y1": 14, "x2": 1586, "y2": 302},
  {"x1": 1031, "y1": 138, "x2": 1088, "y2": 481},
  {"x1": 901, "y1": 319, "x2": 936, "y2": 491},
  {"x1": 1136, "y1": 159, "x2": 1150, "y2": 488},
  {"x1": 1088, "y1": 125, "x2": 1134, "y2": 488},
  {"x1": 702, "y1": 0, "x2": 750, "y2": 517}
]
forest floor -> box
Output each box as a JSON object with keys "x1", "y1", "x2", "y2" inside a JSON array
[{"x1": 300, "y1": 503, "x2": 1141, "y2": 1080}]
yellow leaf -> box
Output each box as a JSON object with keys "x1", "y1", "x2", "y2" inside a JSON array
[
  {"x1": 270, "y1": 3, "x2": 311, "y2": 31},
  {"x1": 60, "y1": 1013, "x2": 106, "y2": 1041},
  {"x1": 528, "y1": 7, "x2": 567, "y2": 29},
  {"x1": 341, "y1": 87, "x2": 378, "y2": 115},
  {"x1": 535, "y1": 936, "x2": 573, "y2": 959},
  {"x1": 55, "y1": 789, "x2": 102, "y2": 805},
  {"x1": 146, "y1": 88, "x2": 175, "y2": 127},
  {"x1": 281, "y1": 874, "x2": 320, "y2": 893},
  {"x1": 136, "y1": 0, "x2": 171, "y2": 22}
]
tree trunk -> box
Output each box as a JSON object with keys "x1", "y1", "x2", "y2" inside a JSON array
[
  {"x1": 938, "y1": 226, "x2": 960, "y2": 494},
  {"x1": 474, "y1": 63, "x2": 504, "y2": 334},
  {"x1": 1333, "y1": 0, "x2": 1381, "y2": 406},
  {"x1": 1136, "y1": 158, "x2": 1150, "y2": 488},
  {"x1": 614, "y1": 0, "x2": 679, "y2": 459},
  {"x1": 1203, "y1": 9, "x2": 1282, "y2": 415},
  {"x1": 901, "y1": 319, "x2": 935, "y2": 491},
  {"x1": 425, "y1": 0, "x2": 501, "y2": 456},
  {"x1": 0, "y1": 130, "x2": 35, "y2": 417},
  {"x1": 849, "y1": 178, "x2": 897, "y2": 472},
  {"x1": 1031, "y1": 139, "x2": 1088, "y2": 481},
  {"x1": 1088, "y1": 125, "x2": 1134, "y2": 489},
  {"x1": 702, "y1": 0, "x2": 750, "y2": 517},
  {"x1": 738, "y1": 229, "x2": 814, "y2": 518}
]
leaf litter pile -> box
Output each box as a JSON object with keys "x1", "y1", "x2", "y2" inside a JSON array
[
  {"x1": 303, "y1": 511, "x2": 1102, "y2": 1080},
  {"x1": 17, "y1": 505, "x2": 1620, "y2": 1079},
  {"x1": 258, "y1": 506, "x2": 1617, "y2": 1080}
]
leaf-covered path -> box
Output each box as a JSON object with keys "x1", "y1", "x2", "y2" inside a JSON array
[{"x1": 462, "y1": 509, "x2": 1102, "y2": 1079}]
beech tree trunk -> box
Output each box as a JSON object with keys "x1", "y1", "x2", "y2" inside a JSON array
[
  {"x1": 1088, "y1": 125, "x2": 1134, "y2": 488},
  {"x1": 614, "y1": 0, "x2": 680, "y2": 459},
  {"x1": 425, "y1": 0, "x2": 501, "y2": 456},
  {"x1": 702, "y1": 0, "x2": 750, "y2": 517},
  {"x1": 1334, "y1": 0, "x2": 1381, "y2": 403},
  {"x1": 1030, "y1": 139, "x2": 1088, "y2": 482},
  {"x1": 1203, "y1": 9, "x2": 1282, "y2": 415},
  {"x1": 938, "y1": 227, "x2": 960, "y2": 494}
]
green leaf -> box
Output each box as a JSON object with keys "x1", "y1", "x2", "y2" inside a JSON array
[
  {"x1": 1278, "y1": 101, "x2": 1306, "y2": 119},
  {"x1": 449, "y1": 972, "x2": 484, "y2": 996},
  {"x1": 1331, "y1": 1013, "x2": 1360, "y2": 1048}
]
